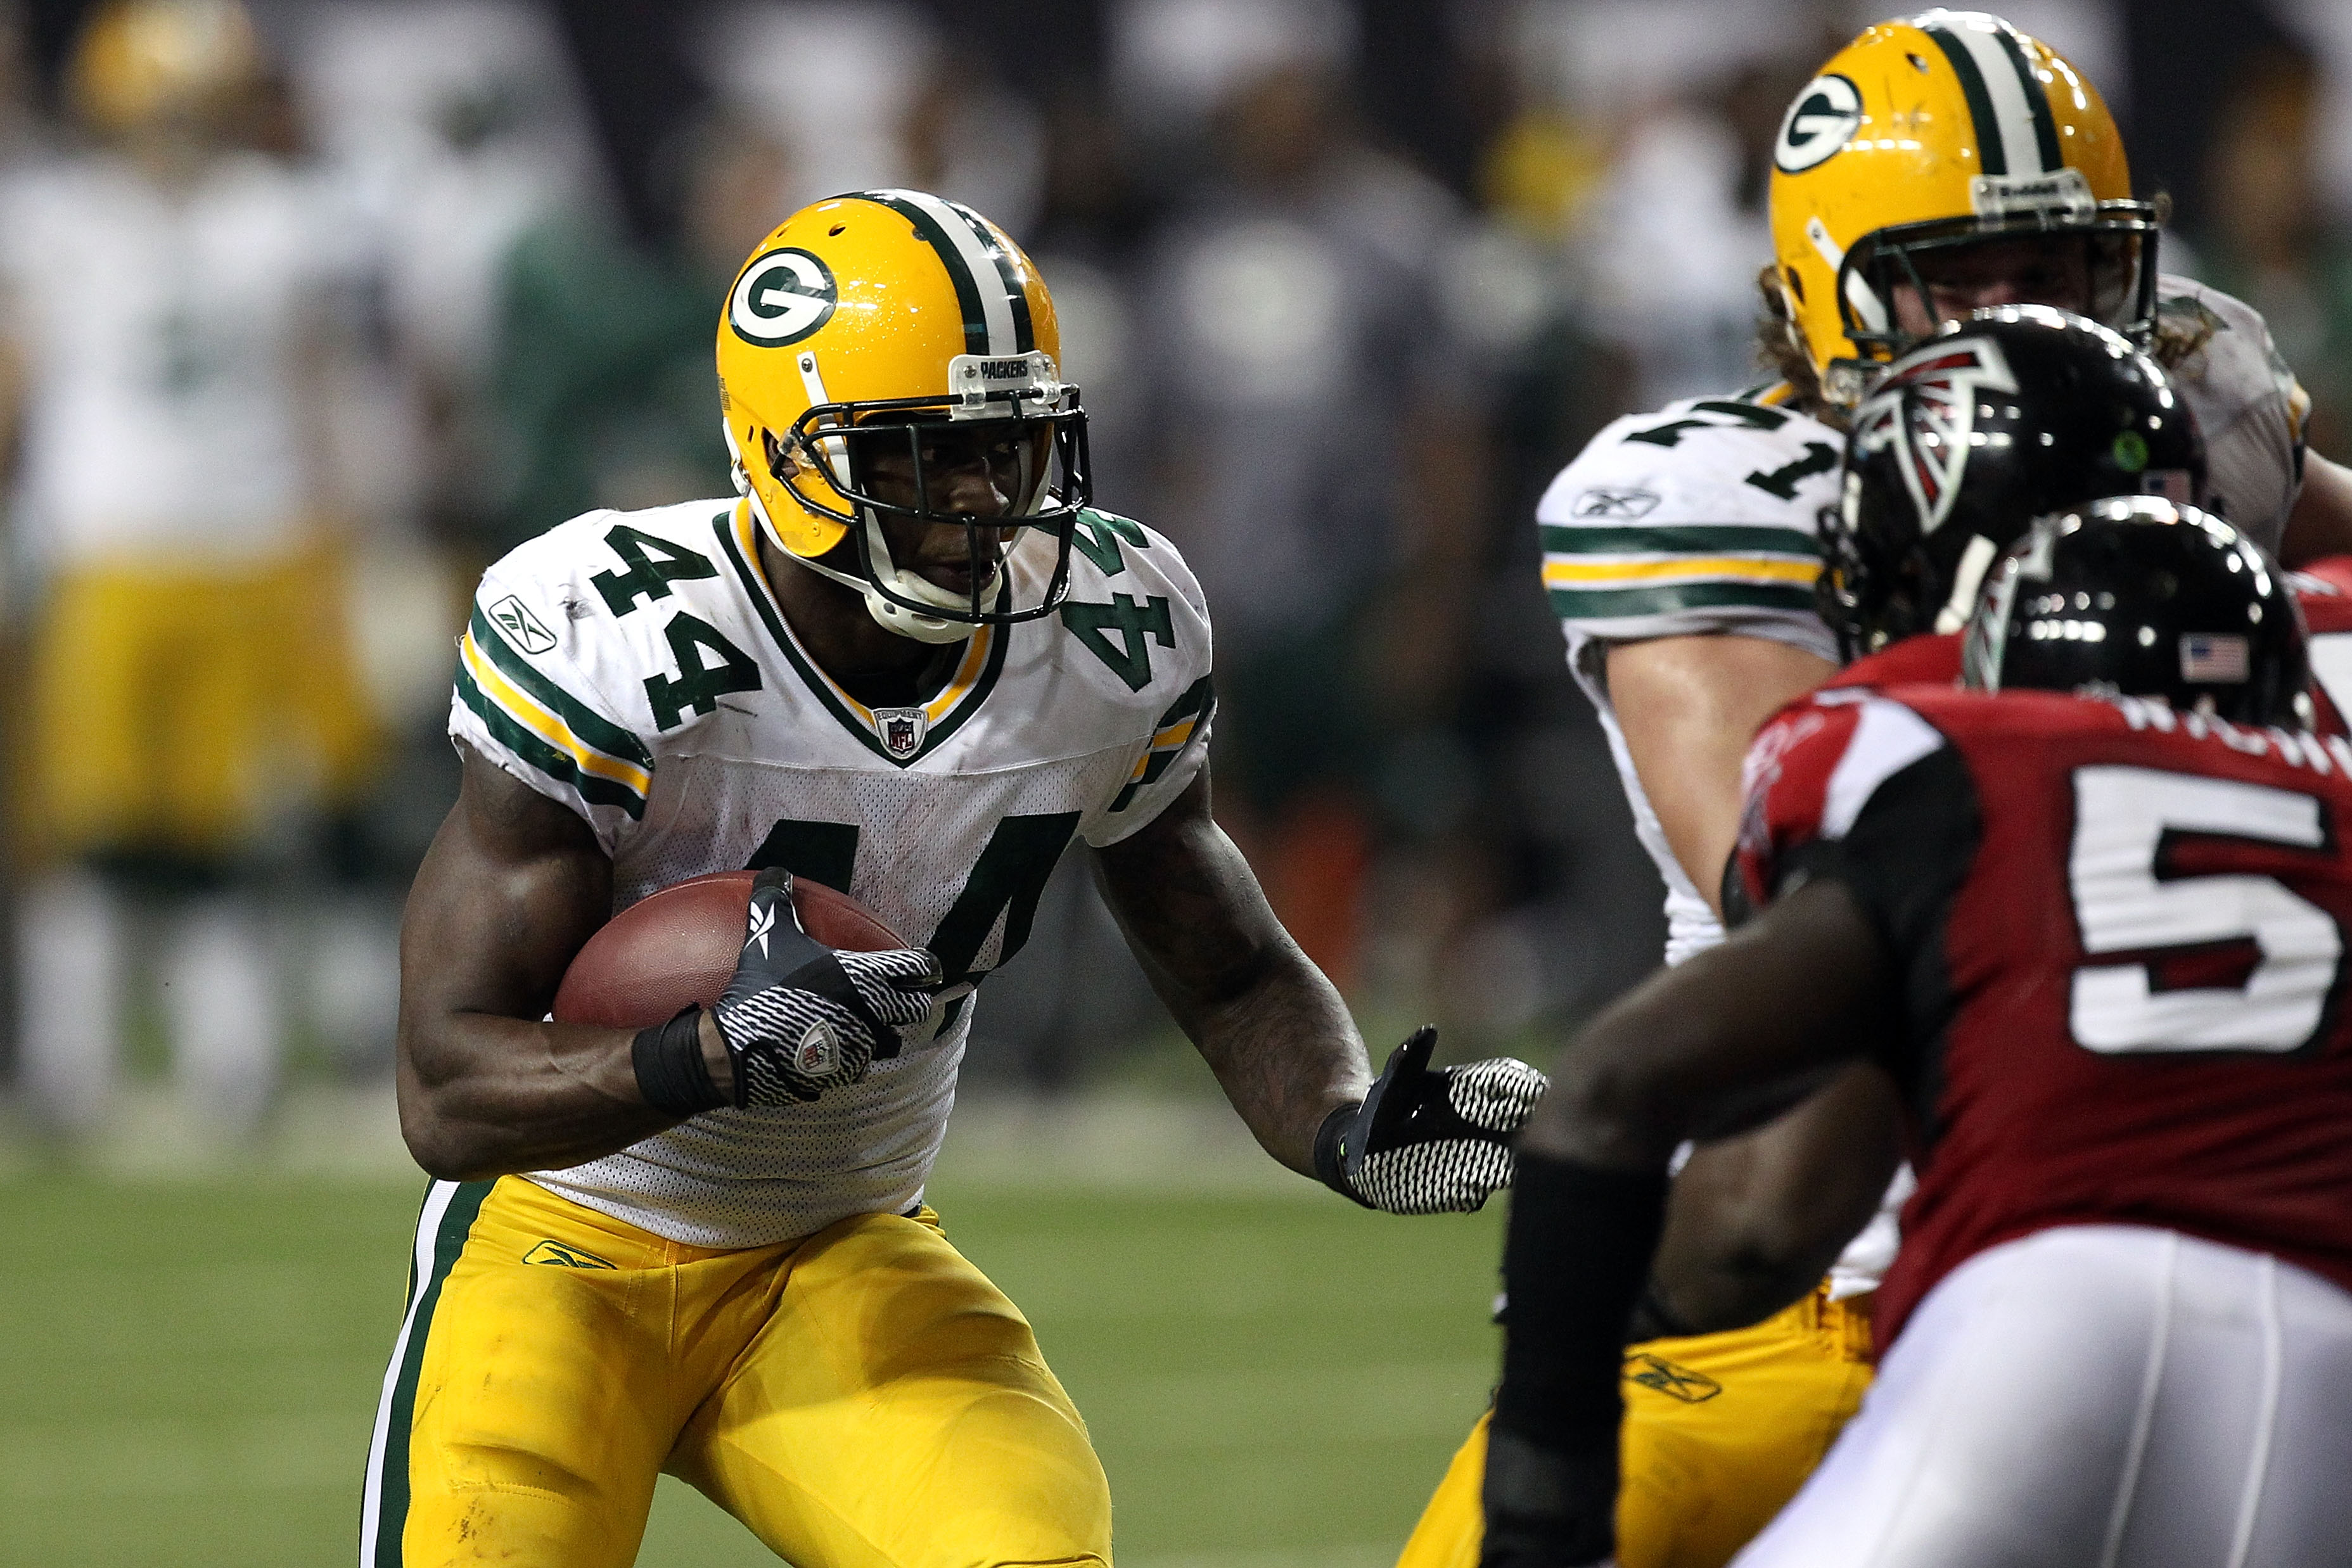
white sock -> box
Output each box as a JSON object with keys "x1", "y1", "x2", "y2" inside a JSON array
[
  {"x1": 16, "y1": 872, "x2": 123, "y2": 1132},
  {"x1": 303, "y1": 895, "x2": 400, "y2": 1075},
  {"x1": 163, "y1": 897, "x2": 281, "y2": 1140}
]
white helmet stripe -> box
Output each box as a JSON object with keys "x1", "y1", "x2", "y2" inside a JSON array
[
  {"x1": 868, "y1": 187, "x2": 1019, "y2": 356},
  {"x1": 1924, "y1": 16, "x2": 2055, "y2": 177}
]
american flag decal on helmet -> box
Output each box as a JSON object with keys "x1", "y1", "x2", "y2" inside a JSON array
[
  {"x1": 1852, "y1": 336, "x2": 2020, "y2": 538},
  {"x1": 2181, "y1": 634, "x2": 2252, "y2": 684}
]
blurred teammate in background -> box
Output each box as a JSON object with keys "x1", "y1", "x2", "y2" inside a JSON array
[
  {"x1": 1403, "y1": 10, "x2": 2352, "y2": 1568},
  {"x1": 0, "y1": 0, "x2": 372, "y2": 1137},
  {"x1": 370, "y1": 191, "x2": 1543, "y2": 1565}
]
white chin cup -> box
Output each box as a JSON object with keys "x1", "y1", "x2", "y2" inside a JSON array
[{"x1": 856, "y1": 513, "x2": 1003, "y2": 643}]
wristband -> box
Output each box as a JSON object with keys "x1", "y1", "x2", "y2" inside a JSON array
[
  {"x1": 1313, "y1": 1100, "x2": 1362, "y2": 1199},
  {"x1": 632, "y1": 1006, "x2": 727, "y2": 1116}
]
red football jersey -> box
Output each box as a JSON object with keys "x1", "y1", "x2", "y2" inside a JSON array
[{"x1": 1737, "y1": 683, "x2": 2352, "y2": 1346}]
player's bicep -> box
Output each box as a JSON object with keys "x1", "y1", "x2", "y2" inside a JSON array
[
  {"x1": 1607, "y1": 633, "x2": 1837, "y2": 909},
  {"x1": 400, "y1": 746, "x2": 613, "y2": 1040},
  {"x1": 1090, "y1": 768, "x2": 1289, "y2": 1021}
]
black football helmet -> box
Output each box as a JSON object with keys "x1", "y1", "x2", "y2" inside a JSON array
[
  {"x1": 1818, "y1": 304, "x2": 2206, "y2": 660},
  {"x1": 1962, "y1": 497, "x2": 2309, "y2": 727}
]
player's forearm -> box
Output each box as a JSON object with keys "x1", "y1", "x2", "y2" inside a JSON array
[
  {"x1": 1094, "y1": 772, "x2": 1371, "y2": 1173},
  {"x1": 1185, "y1": 943, "x2": 1369, "y2": 1174},
  {"x1": 395, "y1": 1012, "x2": 684, "y2": 1179}
]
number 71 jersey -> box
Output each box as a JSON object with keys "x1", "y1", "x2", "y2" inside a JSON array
[
  {"x1": 449, "y1": 495, "x2": 1214, "y2": 1247},
  {"x1": 1735, "y1": 684, "x2": 2352, "y2": 1349}
]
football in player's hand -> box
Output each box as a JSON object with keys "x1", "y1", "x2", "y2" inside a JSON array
[{"x1": 551, "y1": 871, "x2": 911, "y2": 1029}]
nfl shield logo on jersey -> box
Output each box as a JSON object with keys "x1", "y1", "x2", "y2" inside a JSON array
[{"x1": 874, "y1": 706, "x2": 928, "y2": 760}]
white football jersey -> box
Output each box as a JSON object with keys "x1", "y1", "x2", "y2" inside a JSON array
[
  {"x1": 0, "y1": 153, "x2": 345, "y2": 566},
  {"x1": 450, "y1": 497, "x2": 1214, "y2": 1247},
  {"x1": 1538, "y1": 277, "x2": 2304, "y2": 1297}
]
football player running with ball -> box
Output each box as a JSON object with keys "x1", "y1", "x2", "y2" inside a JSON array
[
  {"x1": 1483, "y1": 500, "x2": 2352, "y2": 1566},
  {"x1": 1403, "y1": 10, "x2": 2352, "y2": 1568},
  {"x1": 365, "y1": 191, "x2": 1542, "y2": 1567}
]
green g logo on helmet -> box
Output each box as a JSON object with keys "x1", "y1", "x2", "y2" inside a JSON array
[{"x1": 729, "y1": 248, "x2": 837, "y2": 347}]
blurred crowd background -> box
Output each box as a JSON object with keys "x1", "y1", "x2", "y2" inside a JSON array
[{"x1": 3, "y1": 0, "x2": 2351, "y2": 1142}]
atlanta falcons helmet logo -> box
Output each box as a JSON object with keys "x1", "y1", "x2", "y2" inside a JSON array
[{"x1": 1851, "y1": 336, "x2": 2020, "y2": 539}]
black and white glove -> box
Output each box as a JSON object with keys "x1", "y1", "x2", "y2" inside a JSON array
[
  {"x1": 710, "y1": 868, "x2": 942, "y2": 1104},
  {"x1": 1313, "y1": 1026, "x2": 1547, "y2": 1214}
]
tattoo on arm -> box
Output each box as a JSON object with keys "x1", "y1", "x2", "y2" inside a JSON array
[{"x1": 1092, "y1": 771, "x2": 1369, "y2": 1173}]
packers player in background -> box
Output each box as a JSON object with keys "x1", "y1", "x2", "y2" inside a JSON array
[
  {"x1": 1400, "y1": 11, "x2": 2352, "y2": 1568},
  {"x1": 1, "y1": 0, "x2": 373, "y2": 1137},
  {"x1": 366, "y1": 191, "x2": 1545, "y2": 1567}
]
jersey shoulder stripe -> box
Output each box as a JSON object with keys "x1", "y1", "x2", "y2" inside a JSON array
[
  {"x1": 1110, "y1": 673, "x2": 1215, "y2": 813},
  {"x1": 455, "y1": 596, "x2": 655, "y2": 818},
  {"x1": 1541, "y1": 521, "x2": 1824, "y2": 616},
  {"x1": 1537, "y1": 393, "x2": 1841, "y2": 641}
]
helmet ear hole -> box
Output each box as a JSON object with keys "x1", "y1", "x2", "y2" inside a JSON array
[{"x1": 1784, "y1": 267, "x2": 1806, "y2": 306}]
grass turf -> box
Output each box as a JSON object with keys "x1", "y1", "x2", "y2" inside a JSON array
[{"x1": 0, "y1": 1171, "x2": 1502, "y2": 1567}]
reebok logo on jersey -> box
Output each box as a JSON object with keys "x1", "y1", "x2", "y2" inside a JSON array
[
  {"x1": 729, "y1": 247, "x2": 838, "y2": 347},
  {"x1": 489, "y1": 595, "x2": 558, "y2": 655},
  {"x1": 1623, "y1": 1353, "x2": 1722, "y2": 1403},
  {"x1": 523, "y1": 1240, "x2": 615, "y2": 1270},
  {"x1": 1572, "y1": 487, "x2": 1662, "y2": 519},
  {"x1": 794, "y1": 1021, "x2": 840, "y2": 1076}
]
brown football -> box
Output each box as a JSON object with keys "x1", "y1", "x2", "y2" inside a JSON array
[{"x1": 551, "y1": 872, "x2": 911, "y2": 1029}]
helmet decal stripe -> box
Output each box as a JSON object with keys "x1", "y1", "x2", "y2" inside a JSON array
[
  {"x1": 1988, "y1": 25, "x2": 2064, "y2": 174},
  {"x1": 858, "y1": 189, "x2": 994, "y2": 354},
  {"x1": 943, "y1": 197, "x2": 1036, "y2": 354},
  {"x1": 862, "y1": 188, "x2": 1020, "y2": 356},
  {"x1": 1921, "y1": 22, "x2": 2009, "y2": 177}
]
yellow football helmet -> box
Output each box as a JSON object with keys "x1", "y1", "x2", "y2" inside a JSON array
[
  {"x1": 70, "y1": 0, "x2": 264, "y2": 138},
  {"x1": 1768, "y1": 10, "x2": 2158, "y2": 407},
  {"x1": 715, "y1": 189, "x2": 1087, "y2": 644}
]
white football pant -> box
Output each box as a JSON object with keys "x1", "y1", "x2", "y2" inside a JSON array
[{"x1": 1734, "y1": 1224, "x2": 2352, "y2": 1568}]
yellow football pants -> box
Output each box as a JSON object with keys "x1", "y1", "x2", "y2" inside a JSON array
[
  {"x1": 362, "y1": 1177, "x2": 1112, "y2": 1568},
  {"x1": 25, "y1": 553, "x2": 377, "y2": 863},
  {"x1": 1396, "y1": 1291, "x2": 1873, "y2": 1568}
]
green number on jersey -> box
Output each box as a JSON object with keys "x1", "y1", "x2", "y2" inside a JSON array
[
  {"x1": 592, "y1": 525, "x2": 720, "y2": 615},
  {"x1": 745, "y1": 819, "x2": 860, "y2": 895},
  {"x1": 643, "y1": 613, "x2": 762, "y2": 729},
  {"x1": 927, "y1": 813, "x2": 1082, "y2": 984},
  {"x1": 1061, "y1": 594, "x2": 1175, "y2": 692},
  {"x1": 742, "y1": 812, "x2": 1080, "y2": 987},
  {"x1": 1070, "y1": 509, "x2": 1150, "y2": 577},
  {"x1": 1623, "y1": 400, "x2": 1791, "y2": 448},
  {"x1": 1743, "y1": 441, "x2": 1840, "y2": 499}
]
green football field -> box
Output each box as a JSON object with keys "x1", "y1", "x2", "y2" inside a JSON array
[{"x1": 0, "y1": 1163, "x2": 1504, "y2": 1567}]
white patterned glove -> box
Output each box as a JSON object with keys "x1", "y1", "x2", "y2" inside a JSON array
[
  {"x1": 1314, "y1": 1027, "x2": 1548, "y2": 1214},
  {"x1": 712, "y1": 869, "x2": 943, "y2": 1106}
]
